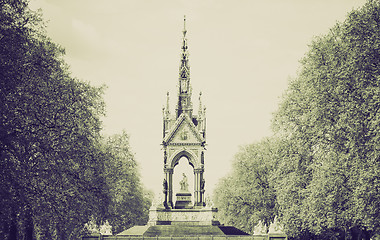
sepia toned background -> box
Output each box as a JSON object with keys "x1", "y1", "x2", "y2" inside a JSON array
[{"x1": 29, "y1": 0, "x2": 366, "y2": 197}]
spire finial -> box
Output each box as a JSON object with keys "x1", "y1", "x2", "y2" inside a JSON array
[
  {"x1": 183, "y1": 15, "x2": 187, "y2": 37},
  {"x1": 176, "y1": 16, "x2": 192, "y2": 118}
]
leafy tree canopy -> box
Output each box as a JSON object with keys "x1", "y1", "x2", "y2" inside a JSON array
[
  {"x1": 214, "y1": 138, "x2": 280, "y2": 234},
  {"x1": 101, "y1": 132, "x2": 152, "y2": 234},
  {"x1": 0, "y1": 1, "x2": 151, "y2": 239},
  {"x1": 272, "y1": 1, "x2": 380, "y2": 238},
  {"x1": 215, "y1": 1, "x2": 380, "y2": 239}
]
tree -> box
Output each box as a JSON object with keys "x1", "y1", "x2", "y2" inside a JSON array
[
  {"x1": 0, "y1": 1, "x2": 110, "y2": 239},
  {"x1": 101, "y1": 132, "x2": 152, "y2": 234},
  {"x1": 272, "y1": 1, "x2": 380, "y2": 239},
  {"x1": 1, "y1": 1, "x2": 152, "y2": 239},
  {"x1": 215, "y1": 1, "x2": 380, "y2": 239},
  {"x1": 213, "y1": 138, "x2": 279, "y2": 234}
]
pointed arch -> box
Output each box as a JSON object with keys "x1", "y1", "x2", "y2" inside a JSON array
[{"x1": 170, "y1": 149, "x2": 197, "y2": 169}]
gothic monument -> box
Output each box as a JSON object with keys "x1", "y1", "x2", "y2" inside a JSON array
[
  {"x1": 116, "y1": 17, "x2": 249, "y2": 237},
  {"x1": 161, "y1": 16, "x2": 206, "y2": 209},
  {"x1": 147, "y1": 16, "x2": 219, "y2": 226}
]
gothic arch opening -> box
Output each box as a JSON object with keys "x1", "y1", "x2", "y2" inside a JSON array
[{"x1": 170, "y1": 150, "x2": 196, "y2": 169}]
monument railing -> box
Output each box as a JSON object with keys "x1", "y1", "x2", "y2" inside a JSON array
[{"x1": 83, "y1": 234, "x2": 287, "y2": 240}]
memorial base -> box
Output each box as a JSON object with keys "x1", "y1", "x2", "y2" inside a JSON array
[
  {"x1": 174, "y1": 191, "x2": 192, "y2": 209},
  {"x1": 117, "y1": 225, "x2": 250, "y2": 237},
  {"x1": 148, "y1": 206, "x2": 220, "y2": 226}
]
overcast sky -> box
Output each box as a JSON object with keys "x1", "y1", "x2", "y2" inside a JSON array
[{"x1": 30, "y1": 0, "x2": 367, "y2": 197}]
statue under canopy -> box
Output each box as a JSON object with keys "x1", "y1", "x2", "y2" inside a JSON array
[{"x1": 179, "y1": 173, "x2": 189, "y2": 191}]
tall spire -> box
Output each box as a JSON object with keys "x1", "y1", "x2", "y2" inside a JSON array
[
  {"x1": 176, "y1": 15, "x2": 192, "y2": 118},
  {"x1": 179, "y1": 15, "x2": 190, "y2": 81}
]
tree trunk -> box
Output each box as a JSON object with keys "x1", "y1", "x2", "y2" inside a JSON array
[
  {"x1": 350, "y1": 226, "x2": 372, "y2": 240},
  {"x1": 56, "y1": 223, "x2": 66, "y2": 240},
  {"x1": 7, "y1": 219, "x2": 17, "y2": 240},
  {"x1": 25, "y1": 212, "x2": 34, "y2": 240}
]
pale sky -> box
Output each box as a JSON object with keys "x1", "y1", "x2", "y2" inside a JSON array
[{"x1": 29, "y1": 0, "x2": 367, "y2": 198}]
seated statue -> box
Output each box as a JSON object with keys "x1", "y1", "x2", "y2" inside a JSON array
[{"x1": 179, "y1": 173, "x2": 189, "y2": 191}]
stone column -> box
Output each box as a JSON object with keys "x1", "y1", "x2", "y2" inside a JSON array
[
  {"x1": 164, "y1": 168, "x2": 174, "y2": 208},
  {"x1": 194, "y1": 168, "x2": 204, "y2": 206},
  {"x1": 194, "y1": 169, "x2": 199, "y2": 205},
  {"x1": 200, "y1": 176, "x2": 205, "y2": 206}
]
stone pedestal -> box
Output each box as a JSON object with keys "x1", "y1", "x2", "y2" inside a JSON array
[
  {"x1": 175, "y1": 191, "x2": 192, "y2": 209},
  {"x1": 148, "y1": 207, "x2": 220, "y2": 226}
]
